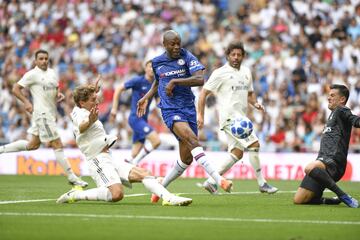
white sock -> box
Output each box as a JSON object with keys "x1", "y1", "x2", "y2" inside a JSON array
[
  {"x1": 142, "y1": 176, "x2": 172, "y2": 201},
  {"x1": 132, "y1": 141, "x2": 154, "y2": 165},
  {"x1": 73, "y1": 187, "x2": 113, "y2": 202},
  {"x1": 162, "y1": 159, "x2": 189, "y2": 188},
  {"x1": 191, "y1": 146, "x2": 222, "y2": 185},
  {"x1": 207, "y1": 153, "x2": 240, "y2": 185},
  {"x1": 0, "y1": 140, "x2": 28, "y2": 153},
  {"x1": 248, "y1": 148, "x2": 266, "y2": 186},
  {"x1": 54, "y1": 149, "x2": 74, "y2": 177}
]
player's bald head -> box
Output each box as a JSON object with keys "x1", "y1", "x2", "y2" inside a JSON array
[{"x1": 163, "y1": 30, "x2": 180, "y2": 44}]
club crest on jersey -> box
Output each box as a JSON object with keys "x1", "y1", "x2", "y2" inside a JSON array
[
  {"x1": 322, "y1": 127, "x2": 332, "y2": 134},
  {"x1": 143, "y1": 126, "x2": 150, "y2": 133},
  {"x1": 173, "y1": 115, "x2": 181, "y2": 120},
  {"x1": 177, "y1": 59, "x2": 185, "y2": 65}
]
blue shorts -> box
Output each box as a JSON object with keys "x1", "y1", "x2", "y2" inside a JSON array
[
  {"x1": 161, "y1": 106, "x2": 198, "y2": 140},
  {"x1": 128, "y1": 115, "x2": 153, "y2": 143}
]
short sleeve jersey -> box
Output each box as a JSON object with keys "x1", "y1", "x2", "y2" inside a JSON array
[
  {"x1": 71, "y1": 106, "x2": 108, "y2": 160},
  {"x1": 124, "y1": 75, "x2": 152, "y2": 119},
  {"x1": 152, "y1": 48, "x2": 205, "y2": 109},
  {"x1": 204, "y1": 63, "x2": 254, "y2": 128},
  {"x1": 18, "y1": 66, "x2": 58, "y2": 117}
]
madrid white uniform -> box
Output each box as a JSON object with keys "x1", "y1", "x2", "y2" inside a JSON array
[
  {"x1": 203, "y1": 63, "x2": 258, "y2": 151},
  {"x1": 71, "y1": 106, "x2": 133, "y2": 188},
  {"x1": 18, "y1": 66, "x2": 60, "y2": 142}
]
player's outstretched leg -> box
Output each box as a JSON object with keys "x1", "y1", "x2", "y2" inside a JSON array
[{"x1": 308, "y1": 167, "x2": 359, "y2": 208}]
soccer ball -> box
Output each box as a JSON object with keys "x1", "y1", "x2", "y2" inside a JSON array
[{"x1": 230, "y1": 116, "x2": 253, "y2": 139}]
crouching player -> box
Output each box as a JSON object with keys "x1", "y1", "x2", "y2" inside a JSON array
[{"x1": 56, "y1": 83, "x2": 192, "y2": 206}]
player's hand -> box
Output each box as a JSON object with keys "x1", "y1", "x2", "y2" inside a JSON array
[
  {"x1": 137, "y1": 98, "x2": 148, "y2": 117},
  {"x1": 24, "y1": 101, "x2": 33, "y2": 113},
  {"x1": 94, "y1": 74, "x2": 102, "y2": 93},
  {"x1": 197, "y1": 113, "x2": 204, "y2": 129},
  {"x1": 56, "y1": 92, "x2": 65, "y2": 103},
  {"x1": 254, "y1": 103, "x2": 265, "y2": 113},
  {"x1": 165, "y1": 80, "x2": 175, "y2": 97},
  {"x1": 89, "y1": 106, "x2": 99, "y2": 124},
  {"x1": 109, "y1": 109, "x2": 116, "y2": 123}
]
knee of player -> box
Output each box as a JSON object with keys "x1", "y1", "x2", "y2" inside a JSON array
[
  {"x1": 293, "y1": 195, "x2": 303, "y2": 204},
  {"x1": 111, "y1": 189, "x2": 124, "y2": 202},
  {"x1": 27, "y1": 143, "x2": 40, "y2": 150},
  {"x1": 152, "y1": 138, "x2": 161, "y2": 148}
]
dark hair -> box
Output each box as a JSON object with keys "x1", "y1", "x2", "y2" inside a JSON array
[
  {"x1": 330, "y1": 84, "x2": 349, "y2": 104},
  {"x1": 73, "y1": 85, "x2": 97, "y2": 107},
  {"x1": 225, "y1": 41, "x2": 246, "y2": 56},
  {"x1": 35, "y1": 49, "x2": 48, "y2": 59}
]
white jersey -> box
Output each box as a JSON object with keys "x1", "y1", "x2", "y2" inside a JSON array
[
  {"x1": 204, "y1": 63, "x2": 253, "y2": 129},
  {"x1": 18, "y1": 66, "x2": 58, "y2": 118},
  {"x1": 71, "y1": 106, "x2": 115, "y2": 160}
]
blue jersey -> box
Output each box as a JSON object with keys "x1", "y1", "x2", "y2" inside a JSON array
[
  {"x1": 124, "y1": 75, "x2": 152, "y2": 119},
  {"x1": 152, "y1": 48, "x2": 205, "y2": 109}
]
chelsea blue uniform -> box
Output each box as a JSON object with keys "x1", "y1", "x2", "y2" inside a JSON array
[
  {"x1": 152, "y1": 48, "x2": 205, "y2": 138},
  {"x1": 124, "y1": 75, "x2": 153, "y2": 143}
]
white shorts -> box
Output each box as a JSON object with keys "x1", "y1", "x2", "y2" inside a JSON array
[
  {"x1": 27, "y1": 113, "x2": 59, "y2": 142},
  {"x1": 87, "y1": 152, "x2": 134, "y2": 188},
  {"x1": 223, "y1": 124, "x2": 258, "y2": 152}
]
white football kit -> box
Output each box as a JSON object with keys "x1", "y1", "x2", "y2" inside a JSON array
[
  {"x1": 71, "y1": 106, "x2": 133, "y2": 187},
  {"x1": 18, "y1": 66, "x2": 59, "y2": 142},
  {"x1": 204, "y1": 63, "x2": 258, "y2": 150}
]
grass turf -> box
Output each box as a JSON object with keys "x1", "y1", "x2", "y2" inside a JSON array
[{"x1": 0, "y1": 175, "x2": 359, "y2": 240}]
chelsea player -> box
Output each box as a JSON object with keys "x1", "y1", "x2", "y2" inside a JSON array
[{"x1": 137, "y1": 30, "x2": 232, "y2": 203}]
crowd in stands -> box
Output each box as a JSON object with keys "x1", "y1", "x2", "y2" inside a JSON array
[{"x1": 0, "y1": 0, "x2": 360, "y2": 153}]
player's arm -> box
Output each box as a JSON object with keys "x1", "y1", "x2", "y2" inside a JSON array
[
  {"x1": 342, "y1": 108, "x2": 360, "y2": 128},
  {"x1": 197, "y1": 88, "x2": 213, "y2": 129},
  {"x1": 110, "y1": 83, "x2": 126, "y2": 117},
  {"x1": 56, "y1": 88, "x2": 65, "y2": 103},
  {"x1": 78, "y1": 107, "x2": 98, "y2": 133},
  {"x1": 248, "y1": 91, "x2": 265, "y2": 112},
  {"x1": 137, "y1": 80, "x2": 159, "y2": 117},
  {"x1": 12, "y1": 83, "x2": 33, "y2": 113},
  {"x1": 166, "y1": 70, "x2": 204, "y2": 96}
]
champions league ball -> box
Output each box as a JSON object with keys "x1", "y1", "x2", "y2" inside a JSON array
[{"x1": 230, "y1": 116, "x2": 253, "y2": 139}]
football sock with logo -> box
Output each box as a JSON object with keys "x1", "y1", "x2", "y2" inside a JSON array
[
  {"x1": 0, "y1": 140, "x2": 28, "y2": 153},
  {"x1": 248, "y1": 148, "x2": 266, "y2": 186},
  {"x1": 162, "y1": 159, "x2": 190, "y2": 188},
  {"x1": 308, "y1": 167, "x2": 346, "y2": 197},
  {"x1": 74, "y1": 187, "x2": 113, "y2": 202},
  {"x1": 191, "y1": 146, "x2": 222, "y2": 185},
  {"x1": 142, "y1": 176, "x2": 172, "y2": 201},
  {"x1": 54, "y1": 148, "x2": 75, "y2": 176},
  {"x1": 132, "y1": 141, "x2": 154, "y2": 165}
]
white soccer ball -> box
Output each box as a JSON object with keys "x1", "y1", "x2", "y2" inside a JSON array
[{"x1": 230, "y1": 116, "x2": 253, "y2": 139}]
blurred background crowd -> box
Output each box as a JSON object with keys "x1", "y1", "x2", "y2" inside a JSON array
[{"x1": 0, "y1": 0, "x2": 360, "y2": 153}]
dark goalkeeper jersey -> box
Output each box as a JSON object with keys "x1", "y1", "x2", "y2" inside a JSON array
[{"x1": 318, "y1": 106, "x2": 360, "y2": 170}]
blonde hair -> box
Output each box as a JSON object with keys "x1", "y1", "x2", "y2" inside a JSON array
[{"x1": 73, "y1": 84, "x2": 97, "y2": 107}]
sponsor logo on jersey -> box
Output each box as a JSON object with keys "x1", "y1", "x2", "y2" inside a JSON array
[
  {"x1": 160, "y1": 69, "x2": 186, "y2": 77},
  {"x1": 177, "y1": 59, "x2": 185, "y2": 65}
]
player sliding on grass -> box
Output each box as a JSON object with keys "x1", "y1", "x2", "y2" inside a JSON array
[
  {"x1": 137, "y1": 30, "x2": 232, "y2": 204},
  {"x1": 0, "y1": 49, "x2": 87, "y2": 188},
  {"x1": 57, "y1": 81, "x2": 192, "y2": 206},
  {"x1": 294, "y1": 84, "x2": 360, "y2": 208}
]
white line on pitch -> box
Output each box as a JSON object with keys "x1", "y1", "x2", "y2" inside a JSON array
[
  {"x1": 0, "y1": 190, "x2": 297, "y2": 205},
  {"x1": 0, "y1": 212, "x2": 359, "y2": 225}
]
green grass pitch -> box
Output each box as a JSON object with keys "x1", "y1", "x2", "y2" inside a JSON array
[{"x1": 0, "y1": 175, "x2": 359, "y2": 240}]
